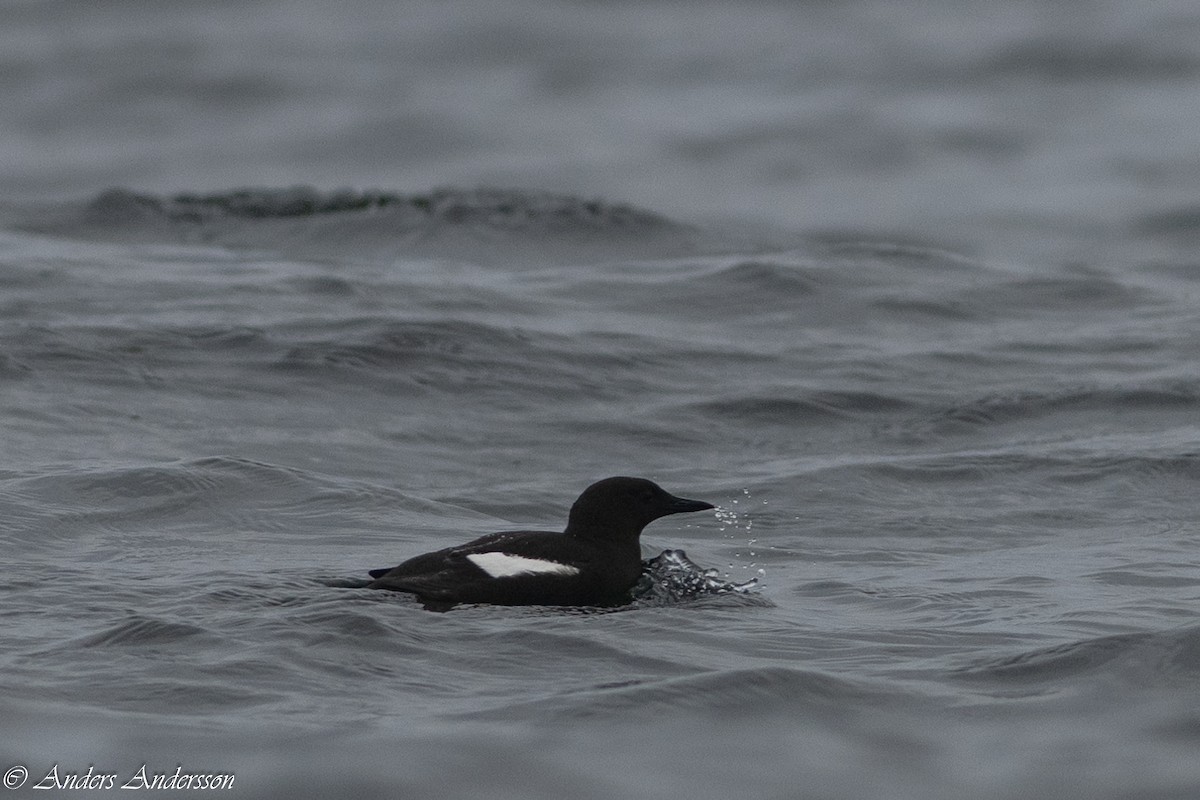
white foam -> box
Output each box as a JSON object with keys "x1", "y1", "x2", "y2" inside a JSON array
[{"x1": 465, "y1": 552, "x2": 582, "y2": 579}]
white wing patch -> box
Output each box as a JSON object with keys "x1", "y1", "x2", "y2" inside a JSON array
[{"x1": 466, "y1": 552, "x2": 582, "y2": 579}]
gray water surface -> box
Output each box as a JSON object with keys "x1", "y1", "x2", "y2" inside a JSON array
[{"x1": 4, "y1": 2, "x2": 1200, "y2": 799}]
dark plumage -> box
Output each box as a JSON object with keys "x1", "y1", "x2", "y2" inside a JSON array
[{"x1": 366, "y1": 476, "x2": 714, "y2": 610}]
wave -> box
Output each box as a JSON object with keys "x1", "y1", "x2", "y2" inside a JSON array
[
  {"x1": 456, "y1": 664, "x2": 892, "y2": 722},
  {"x1": 13, "y1": 187, "x2": 727, "y2": 265},
  {"x1": 983, "y1": 37, "x2": 1200, "y2": 81},
  {"x1": 58, "y1": 615, "x2": 217, "y2": 649},
  {"x1": 681, "y1": 390, "x2": 915, "y2": 424},
  {"x1": 861, "y1": 449, "x2": 1200, "y2": 486},
  {"x1": 912, "y1": 381, "x2": 1200, "y2": 428},
  {"x1": 88, "y1": 187, "x2": 676, "y2": 231},
  {"x1": 0, "y1": 324, "x2": 274, "y2": 387},
  {"x1": 0, "y1": 456, "x2": 494, "y2": 545},
  {"x1": 274, "y1": 318, "x2": 709, "y2": 399},
  {"x1": 1136, "y1": 203, "x2": 1200, "y2": 238},
  {"x1": 956, "y1": 624, "x2": 1200, "y2": 690},
  {"x1": 0, "y1": 316, "x2": 721, "y2": 401}
]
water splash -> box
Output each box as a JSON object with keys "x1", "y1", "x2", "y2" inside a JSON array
[
  {"x1": 713, "y1": 488, "x2": 768, "y2": 585},
  {"x1": 632, "y1": 549, "x2": 760, "y2": 606},
  {"x1": 713, "y1": 487, "x2": 752, "y2": 533}
]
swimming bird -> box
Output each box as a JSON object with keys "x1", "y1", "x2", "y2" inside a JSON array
[{"x1": 366, "y1": 476, "x2": 714, "y2": 610}]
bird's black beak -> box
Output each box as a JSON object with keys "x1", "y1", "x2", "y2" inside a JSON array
[{"x1": 666, "y1": 495, "x2": 716, "y2": 514}]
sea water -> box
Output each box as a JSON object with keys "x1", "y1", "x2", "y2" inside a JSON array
[{"x1": 4, "y1": 2, "x2": 1200, "y2": 799}]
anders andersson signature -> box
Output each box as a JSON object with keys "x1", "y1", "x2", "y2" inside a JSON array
[{"x1": 4, "y1": 763, "x2": 235, "y2": 791}]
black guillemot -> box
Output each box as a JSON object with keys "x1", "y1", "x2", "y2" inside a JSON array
[{"x1": 366, "y1": 476, "x2": 714, "y2": 610}]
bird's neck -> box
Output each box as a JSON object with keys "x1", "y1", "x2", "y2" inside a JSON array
[{"x1": 564, "y1": 522, "x2": 643, "y2": 553}]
